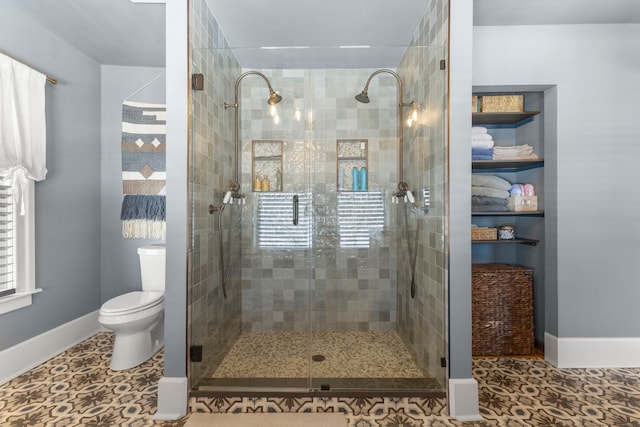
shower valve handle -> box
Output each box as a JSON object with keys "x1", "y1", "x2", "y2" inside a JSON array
[
  {"x1": 293, "y1": 195, "x2": 299, "y2": 225},
  {"x1": 223, "y1": 190, "x2": 233, "y2": 204},
  {"x1": 406, "y1": 190, "x2": 415, "y2": 204}
]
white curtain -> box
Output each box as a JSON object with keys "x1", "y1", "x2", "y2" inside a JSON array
[{"x1": 0, "y1": 52, "x2": 47, "y2": 214}]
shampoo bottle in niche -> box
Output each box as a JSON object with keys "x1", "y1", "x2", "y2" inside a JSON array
[
  {"x1": 359, "y1": 167, "x2": 367, "y2": 191},
  {"x1": 275, "y1": 168, "x2": 282, "y2": 191},
  {"x1": 261, "y1": 175, "x2": 270, "y2": 191},
  {"x1": 254, "y1": 174, "x2": 262, "y2": 192},
  {"x1": 351, "y1": 167, "x2": 359, "y2": 191}
]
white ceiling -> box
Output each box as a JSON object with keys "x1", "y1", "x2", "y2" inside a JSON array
[
  {"x1": 8, "y1": 0, "x2": 640, "y2": 68},
  {"x1": 10, "y1": 0, "x2": 165, "y2": 67},
  {"x1": 205, "y1": 0, "x2": 430, "y2": 68}
]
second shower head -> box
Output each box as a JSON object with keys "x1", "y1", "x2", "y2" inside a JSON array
[
  {"x1": 355, "y1": 90, "x2": 370, "y2": 103},
  {"x1": 268, "y1": 90, "x2": 282, "y2": 105}
]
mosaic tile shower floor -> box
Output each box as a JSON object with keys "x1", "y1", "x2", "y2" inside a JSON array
[
  {"x1": 2, "y1": 332, "x2": 640, "y2": 426},
  {"x1": 212, "y1": 331, "x2": 425, "y2": 378}
]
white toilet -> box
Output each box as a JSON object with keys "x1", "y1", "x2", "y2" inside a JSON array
[{"x1": 99, "y1": 245, "x2": 165, "y2": 370}]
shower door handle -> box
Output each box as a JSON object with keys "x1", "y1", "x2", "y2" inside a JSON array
[{"x1": 292, "y1": 195, "x2": 299, "y2": 225}]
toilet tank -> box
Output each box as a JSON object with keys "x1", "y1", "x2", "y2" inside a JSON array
[{"x1": 138, "y1": 245, "x2": 166, "y2": 292}]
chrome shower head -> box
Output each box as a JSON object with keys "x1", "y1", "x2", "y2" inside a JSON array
[
  {"x1": 268, "y1": 90, "x2": 283, "y2": 105},
  {"x1": 355, "y1": 91, "x2": 370, "y2": 103}
]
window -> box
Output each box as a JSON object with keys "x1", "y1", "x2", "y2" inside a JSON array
[{"x1": 0, "y1": 177, "x2": 39, "y2": 315}]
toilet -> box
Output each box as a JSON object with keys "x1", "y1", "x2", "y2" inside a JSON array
[{"x1": 99, "y1": 245, "x2": 165, "y2": 370}]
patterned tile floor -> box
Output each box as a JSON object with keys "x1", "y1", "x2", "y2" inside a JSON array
[
  {"x1": 2, "y1": 332, "x2": 640, "y2": 426},
  {"x1": 0, "y1": 333, "x2": 184, "y2": 427}
]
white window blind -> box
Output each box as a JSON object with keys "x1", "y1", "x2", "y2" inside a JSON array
[
  {"x1": 0, "y1": 179, "x2": 16, "y2": 297},
  {"x1": 337, "y1": 190, "x2": 385, "y2": 248},
  {"x1": 257, "y1": 192, "x2": 311, "y2": 249},
  {"x1": 256, "y1": 191, "x2": 385, "y2": 249}
]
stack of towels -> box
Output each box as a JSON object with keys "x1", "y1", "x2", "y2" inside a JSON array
[
  {"x1": 472, "y1": 127, "x2": 494, "y2": 160},
  {"x1": 493, "y1": 144, "x2": 538, "y2": 160},
  {"x1": 472, "y1": 174, "x2": 511, "y2": 212}
]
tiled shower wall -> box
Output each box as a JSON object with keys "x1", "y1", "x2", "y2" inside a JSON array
[
  {"x1": 188, "y1": 0, "x2": 242, "y2": 384},
  {"x1": 240, "y1": 66, "x2": 444, "y2": 334},
  {"x1": 397, "y1": 0, "x2": 449, "y2": 386},
  {"x1": 237, "y1": 69, "x2": 405, "y2": 332}
]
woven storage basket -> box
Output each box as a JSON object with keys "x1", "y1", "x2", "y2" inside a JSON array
[
  {"x1": 472, "y1": 263, "x2": 534, "y2": 356},
  {"x1": 480, "y1": 95, "x2": 524, "y2": 112},
  {"x1": 472, "y1": 227, "x2": 497, "y2": 241}
]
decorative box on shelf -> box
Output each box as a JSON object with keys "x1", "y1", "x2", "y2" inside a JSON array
[
  {"x1": 480, "y1": 95, "x2": 524, "y2": 113},
  {"x1": 507, "y1": 196, "x2": 538, "y2": 212},
  {"x1": 472, "y1": 227, "x2": 497, "y2": 241}
]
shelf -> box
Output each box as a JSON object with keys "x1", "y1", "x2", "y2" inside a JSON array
[
  {"x1": 338, "y1": 157, "x2": 367, "y2": 161},
  {"x1": 472, "y1": 159, "x2": 544, "y2": 171},
  {"x1": 253, "y1": 156, "x2": 282, "y2": 161},
  {"x1": 472, "y1": 238, "x2": 539, "y2": 246},
  {"x1": 472, "y1": 211, "x2": 544, "y2": 217},
  {"x1": 472, "y1": 111, "x2": 540, "y2": 126}
]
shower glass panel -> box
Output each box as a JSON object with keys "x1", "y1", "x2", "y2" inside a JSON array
[{"x1": 189, "y1": 46, "x2": 447, "y2": 393}]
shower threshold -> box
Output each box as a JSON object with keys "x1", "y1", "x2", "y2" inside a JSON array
[
  {"x1": 192, "y1": 382, "x2": 446, "y2": 399},
  {"x1": 192, "y1": 330, "x2": 445, "y2": 397},
  {"x1": 194, "y1": 377, "x2": 444, "y2": 394}
]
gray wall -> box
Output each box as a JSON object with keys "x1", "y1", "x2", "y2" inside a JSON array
[
  {"x1": 473, "y1": 24, "x2": 640, "y2": 338},
  {"x1": 448, "y1": 0, "x2": 474, "y2": 379},
  {"x1": 164, "y1": 0, "x2": 189, "y2": 378},
  {"x1": 100, "y1": 65, "x2": 166, "y2": 302},
  {"x1": 0, "y1": 1, "x2": 102, "y2": 350}
]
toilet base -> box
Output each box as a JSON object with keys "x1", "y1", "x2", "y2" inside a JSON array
[{"x1": 109, "y1": 317, "x2": 164, "y2": 371}]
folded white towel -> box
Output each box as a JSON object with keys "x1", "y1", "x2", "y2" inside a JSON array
[
  {"x1": 472, "y1": 126, "x2": 488, "y2": 134},
  {"x1": 493, "y1": 144, "x2": 533, "y2": 151},
  {"x1": 492, "y1": 144, "x2": 538, "y2": 160},
  {"x1": 494, "y1": 144, "x2": 532, "y2": 150},
  {"x1": 471, "y1": 139, "x2": 495, "y2": 149},
  {"x1": 493, "y1": 152, "x2": 539, "y2": 160},
  {"x1": 471, "y1": 133, "x2": 493, "y2": 141}
]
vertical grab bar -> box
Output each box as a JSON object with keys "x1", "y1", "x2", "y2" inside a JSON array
[{"x1": 292, "y1": 195, "x2": 299, "y2": 225}]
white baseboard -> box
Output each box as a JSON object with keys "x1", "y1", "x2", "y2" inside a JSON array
[
  {"x1": 155, "y1": 376, "x2": 188, "y2": 420},
  {"x1": 448, "y1": 378, "x2": 483, "y2": 421},
  {"x1": 0, "y1": 310, "x2": 101, "y2": 385},
  {"x1": 545, "y1": 332, "x2": 640, "y2": 368}
]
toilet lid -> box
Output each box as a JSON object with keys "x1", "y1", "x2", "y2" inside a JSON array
[{"x1": 101, "y1": 291, "x2": 164, "y2": 315}]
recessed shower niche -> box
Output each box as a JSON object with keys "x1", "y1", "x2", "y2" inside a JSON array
[
  {"x1": 337, "y1": 139, "x2": 368, "y2": 191},
  {"x1": 251, "y1": 140, "x2": 283, "y2": 192}
]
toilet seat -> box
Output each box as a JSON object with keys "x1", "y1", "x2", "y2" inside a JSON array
[{"x1": 100, "y1": 291, "x2": 164, "y2": 316}]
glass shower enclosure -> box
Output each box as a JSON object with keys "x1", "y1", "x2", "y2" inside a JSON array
[{"x1": 188, "y1": 45, "x2": 447, "y2": 393}]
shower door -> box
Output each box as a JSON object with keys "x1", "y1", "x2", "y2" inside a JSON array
[
  {"x1": 189, "y1": 46, "x2": 447, "y2": 393},
  {"x1": 188, "y1": 53, "x2": 315, "y2": 390}
]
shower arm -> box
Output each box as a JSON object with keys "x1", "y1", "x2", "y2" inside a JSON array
[
  {"x1": 359, "y1": 69, "x2": 414, "y2": 183},
  {"x1": 224, "y1": 71, "x2": 280, "y2": 186}
]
